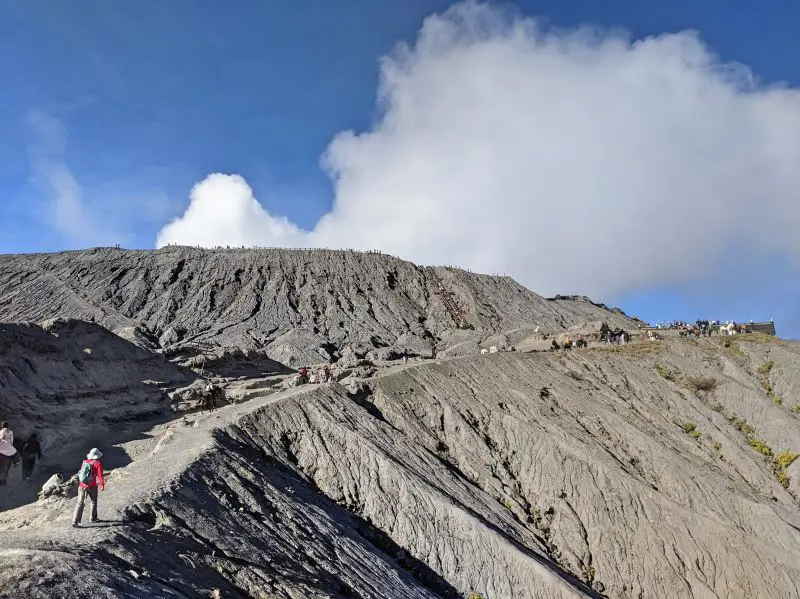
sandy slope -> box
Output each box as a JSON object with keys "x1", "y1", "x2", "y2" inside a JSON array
[{"x1": 1, "y1": 337, "x2": 799, "y2": 598}]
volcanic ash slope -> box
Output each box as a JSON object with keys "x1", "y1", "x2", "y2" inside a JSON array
[
  {"x1": 0, "y1": 247, "x2": 635, "y2": 360},
  {"x1": 3, "y1": 337, "x2": 800, "y2": 598}
]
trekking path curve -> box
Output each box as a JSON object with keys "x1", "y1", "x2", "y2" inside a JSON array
[
  {"x1": 0, "y1": 383, "x2": 312, "y2": 543},
  {"x1": 0, "y1": 353, "x2": 435, "y2": 541}
]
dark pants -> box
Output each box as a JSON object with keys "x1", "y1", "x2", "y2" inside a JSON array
[
  {"x1": 21, "y1": 455, "x2": 36, "y2": 480},
  {"x1": 73, "y1": 486, "x2": 99, "y2": 523}
]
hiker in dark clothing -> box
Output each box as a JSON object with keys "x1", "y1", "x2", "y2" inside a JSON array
[{"x1": 21, "y1": 433, "x2": 42, "y2": 481}]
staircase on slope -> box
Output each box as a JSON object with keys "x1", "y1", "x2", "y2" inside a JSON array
[{"x1": 425, "y1": 268, "x2": 472, "y2": 330}]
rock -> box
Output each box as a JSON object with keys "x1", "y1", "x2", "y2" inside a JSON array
[
  {"x1": 334, "y1": 368, "x2": 353, "y2": 382},
  {"x1": 38, "y1": 474, "x2": 77, "y2": 500},
  {"x1": 440, "y1": 339, "x2": 482, "y2": 357},
  {"x1": 591, "y1": 581, "x2": 606, "y2": 593},
  {"x1": 367, "y1": 347, "x2": 404, "y2": 362},
  {"x1": 338, "y1": 346, "x2": 362, "y2": 368},
  {"x1": 482, "y1": 332, "x2": 511, "y2": 351},
  {"x1": 159, "y1": 326, "x2": 183, "y2": 348},
  {"x1": 0, "y1": 320, "x2": 194, "y2": 466},
  {"x1": 113, "y1": 325, "x2": 160, "y2": 352},
  {"x1": 266, "y1": 329, "x2": 335, "y2": 369},
  {"x1": 392, "y1": 332, "x2": 434, "y2": 358},
  {"x1": 168, "y1": 379, "x2": 215, "y2": 411}
]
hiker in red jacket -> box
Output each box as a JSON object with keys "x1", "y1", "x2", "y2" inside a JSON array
[{"x1": 72, "y1": 448, "x2": 105, "y2": 527}]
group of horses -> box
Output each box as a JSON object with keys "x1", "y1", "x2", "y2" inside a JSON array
[
  {"x1": 657, "y1": 319, "x2": 753, "y2": 337},
  {"x1": 550, "y1": 337, "x2": 589, "y2": 351},
  {"x1": 674, "y1": 320, "x2": 745, "y2": 338}
]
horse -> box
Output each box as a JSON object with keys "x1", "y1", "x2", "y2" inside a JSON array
[{"x1": 197, "y1": 385, "x2": 224, "y2": 412}]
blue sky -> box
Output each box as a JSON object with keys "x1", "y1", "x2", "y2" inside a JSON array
[{"x1": 2, "y1": 1, "x2": 800, "y2": 336}]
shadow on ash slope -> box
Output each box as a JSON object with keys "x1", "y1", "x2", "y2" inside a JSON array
[{"x1": 3, "y1": 338, "x2": 800, "y2": 598}]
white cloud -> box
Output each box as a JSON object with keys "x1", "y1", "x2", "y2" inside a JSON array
[
  {"x1": 157, "y1": 173, "x2": 304, "y2": 249},
  {"x1": 28, "y1": 110, "x2": 175, "y2": 248},
  {"x1": 27, "y1": 110, "x2": 92, "y2": 241},
  {"x1": 155, "y1": 1, "x2": 800, "y2": 299}
]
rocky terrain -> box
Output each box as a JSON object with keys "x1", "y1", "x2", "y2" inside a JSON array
[
  {"x1": 0, "y1": 247, "x2": 636, "y2": 368},
  {"x1": 1, "y1": 248, "x2": 799, "y2": 599},
  {"x1": 0, "y1": 318, "x2": 196, "y2": 511}
]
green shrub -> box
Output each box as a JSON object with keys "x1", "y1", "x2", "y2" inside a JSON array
[
  {"x1": 776, "y1": 450, "x2": 799, "y2": 470},
  {"x1": 731, "y1": 418, "x2": 755, "y2": 438},
  {"x1": 792, "y1": 405, "x2": 800, "y2": 414},
  {"x1": 722, "y1": 340, "x2": 747, "y2": 358},
  {"x1": 771, "y1": 450, "x2": 798, "y2": 489},
  {"x1": 690, "y1": 431, "x2": 701, "y2": 440},
  {"x1": 748, "y1": 438, "x2": 773, "y2": 457},
  {"x1": 681, "y1": 422, "x2": 697, "y2": 434},
  {"x1": 758, "y1": 360, "x2": 775, "y2": 375},
  {"x1": 760, "y1": 380, "x2": 784, "y2": 404},
  {"x1": 655, "y1": 363, "x2": 675, "y2": 381},
  {"x1": 714, "y1": 441, "x2": 722, "y2": 451},
  {"x1": 582, "y1": 565, "x2": 596, "y2": 584}
]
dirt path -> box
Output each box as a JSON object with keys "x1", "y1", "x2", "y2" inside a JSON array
[
  {"x1": 0, "y1": 354, "x2": 486, "y2": 543},
  {"x1": 0, "y1": 384, "x2": 311, "y2": 549}
]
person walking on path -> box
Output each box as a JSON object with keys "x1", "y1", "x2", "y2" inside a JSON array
[
  {"x1": 20, "y1": 433, "x2": 42, "y2": 481},
  {"x1": 0, "y1": 422, "x2": 13, "y2": 446},
  {"x1": 0, "y1": 421, "x2": 19, "y2": 469},
  {"x1": 72, "y1": 448, "x2": 105, "y2": 527}
]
